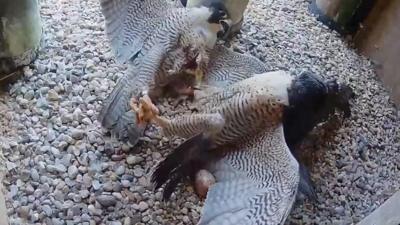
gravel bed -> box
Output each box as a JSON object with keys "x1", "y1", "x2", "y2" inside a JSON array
[{"x1": 0, "y1": 0, "x2": 399, "y2": 224}]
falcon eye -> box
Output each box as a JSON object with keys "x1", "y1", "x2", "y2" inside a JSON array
[{"x1": 218, "y1": 9, "x2": 227, "y2": 19}]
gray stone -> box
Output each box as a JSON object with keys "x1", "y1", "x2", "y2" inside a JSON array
[
  {"x1": 79, "y1": 190, "x2": 90, "y2": 199},
  {"x1": 81, "y1": 213, "x2": 91, "y2": 222},
  {"x1": 42, "y1": 204, "x2": 53, "y2": 216},
  {"x1": 96, "y1": 195, "x2": 117, "y2": 207},
  {"x1": 30, "y1": 168, "x2": 40, "y2": 182},
  {"x1": 17, "y1": 206, "x2": 30, "y2": 219},
  {"x1": 121, "y1": 180, "x2": 130, "y2": 188},
  {"x1": 47, "y1": 164, "x2": 67, "y2": 173},
  {"x1": 46, "y1": 129, "x2": 56, "y2": 142},
  {"x1": 47, "y1": 89, "x2": 59, "y2": 101},
  {"x1": 109, "y1": 222, "x2": 122, "y2": 225},
  {"x1": 103, "y1": 182, "x2": 113, "y2": 192},
  {"x1": 88, "y1": 204, "x2": 102, "y2": 216},
  {"x1": 115, "y1": 165, "x2": 125, "y2": 176},
  {"x1": 9, "y1": 185, "x2": 18, "y2": 198},
  {"x1": 24, "y1": 90, "x2": 35, "y2": 100},
  {"x1": 52, "y1": 218, "x2": 64, "y2": 225},
  {"x1": 138, "y1": 202, "x2": 149, "y2": 212},
  {"x1": 20, "y1": 169, "x2": 30, "y2": 181},
  {"x1": 133, "y1": 168, "x2": 144, "y2": 177},
  {"x1": 126, "y1": 156, "x2": 144, "y2": 165},
  {"x1": 68, "y1": 165, "x2": 79, "y2": 179},
  {"x1": 71, "y1": 129, "x2": 85, "y2": 140}
]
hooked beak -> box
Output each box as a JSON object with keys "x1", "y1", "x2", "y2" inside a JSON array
[{"x1": 217, "y1": 19, "x2": 232, "y2": 39}]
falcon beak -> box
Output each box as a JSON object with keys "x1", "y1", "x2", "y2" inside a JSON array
[{"x1": 217, "y1": 19, "x2": 232, "y2": 39}]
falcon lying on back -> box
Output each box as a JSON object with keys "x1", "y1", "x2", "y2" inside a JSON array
[
  {"x1": 132, "y1": 70, "x2": 353, "y2": 224},
  {"x1": 174, "y1": 45, "x2": 353, "y2": 200},
  {"x1": 98, "y1": 0, "x2": 229, "y2": 145}
]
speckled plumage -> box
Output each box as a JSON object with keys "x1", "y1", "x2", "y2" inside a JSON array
[
  {"x1": 157, "y1": 71, "x2": 291, "y2": 145},
  {"x1": 145, "y1": 70, "x2": 353, "y2": 224},
  {"x1": 192, "y1": 46, "x2": 353, "y2": 201},
  {"x1": 199, "y1": 126, "x2": 299, "y2": 225},
  {"x1": 98, "y1": 0, "x2": 226, "y2": 145},
  {"x1": 202, "y1": 45, "x2": 270, "y2": 86},
  {"x1": 146, "y1": 71, "x2": 299, "y2": 225}
]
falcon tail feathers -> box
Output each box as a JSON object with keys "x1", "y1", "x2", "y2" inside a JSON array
[{"x1": 151, "y1": 133, "x2": 214, "y2": 201}]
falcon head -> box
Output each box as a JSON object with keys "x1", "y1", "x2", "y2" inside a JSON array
[
  {"x1": 283, "y1": 71, "x2": 355, "y2": 146},
  {"x1": 206, "y1": 1, "x2": 231, "y2": 38}
]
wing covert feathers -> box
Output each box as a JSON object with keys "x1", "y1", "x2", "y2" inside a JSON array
[
  {"x1": 99, "y1": 0, "x2": 173, "y2": 63},
  {"x1": 199, "y1": 126, "x2": 299, "y2": 225},
  {"x1": 204, "y1": 45, "x2": 270, "y2": 86}
]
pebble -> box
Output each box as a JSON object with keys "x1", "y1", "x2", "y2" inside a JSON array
[
  {"x1": 88, "y1": 204, "x2": 101, "y2": 216},
  {"x1": 47, "y1": 164, "x2": 67, "y2": 173},
  {"x1": 82, "y1": 190, "x2": 91, "y2": 199},
  {"x1": 109, "y1": 222, "x2": 122, "y2": 225},
  {"x1": 138, "y1": 202, "x2": 149, "y2": 212},
  {"x1": 52, "y1": 218, "x2": 64, "y2": 225},
  {"x1": 47, "y1": 89, "x2": 59, "y2": 101},
  {"x1": 30, "y1": 168, "x2": 40, "y2": 182},
  {"x1": 42, "y1": 205, "x2": 53, "y2": 216},
  {"x1": 133, "y1": 168, "x2": 144, "y2": 177},
  {"x1": 92, "y1": 180, "x2": 101, "y2": 191},
  {"x1": 126, "y1": 156, "x2": 144, "y2": 165},
  {"x1": 0, "y1": 0, "x2": 399, "y2": 224},
  {"x1": 17, "y1": 206, "x2": 30, "y2": 219},
  {"x1": 68, "y1": 165, "x2": 79, "y2": 179},
  {"x1": 71, "y1": 129, "x2": 85, "y2": 140},
  {"x1": 115, "y1": 165, "x2": 126, "y2": 176},
  {"x1": 96, "y1": 195, "x2": 117, "y2": 207}
]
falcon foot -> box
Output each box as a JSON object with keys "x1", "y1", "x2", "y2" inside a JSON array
[{"x1": 130, "y1": 95, "x2": 159, "y2": 125}]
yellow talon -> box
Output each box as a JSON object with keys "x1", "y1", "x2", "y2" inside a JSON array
[{"x1": 130, "y1": 95, "x2": 160, "y2": 125}]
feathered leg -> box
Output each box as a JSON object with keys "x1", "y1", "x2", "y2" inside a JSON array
[{"x1": 131, "y1": 96, "x2": 225, "y2": 138}]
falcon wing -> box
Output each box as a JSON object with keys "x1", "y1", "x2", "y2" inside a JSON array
[
  {"x1": 98, "y1": 41, "x2": 170, "y2": 145},
  {"x1": 203, "y1": 45, "x2": 271, "y2": 87},
  {"x1": 98, "y1": 0, "x2": 191, "y2": 144},
  {"x1": 100, "y1": 0, "x2": 181, "y2": 63},
  {"x1": 201, "y1": 49, "x2": 318, "y2": 200},
  {"x1": 199, "y1": 125, "x2": 299, "y2": 225}
]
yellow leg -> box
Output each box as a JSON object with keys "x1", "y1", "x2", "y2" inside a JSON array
[
  {"x1": 194, "y1": 68, "x2": 203, "y2": 88},
  {"x1": 152, "y1": 115, "x2": 171, "y2": 129},
  {"x1": 130, "y1": 95, "x2": 172, "y2": 129},
  {"x1": 130, "y1": 95, "x2": 159, "y2": 125}
]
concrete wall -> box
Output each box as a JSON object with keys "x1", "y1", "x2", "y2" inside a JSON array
[
  {"x1": 354, "y1": 0, "x2": 400, "y2": 106},
  {"x1": 357, "y1": 191, "x2": 400, "y2": 225},
  {"x1": 315, "y1": 0, "x2": 342, "y2": 18},
  {"x1": 0, "y1": 187, "x2": 8, "y2": 225}
]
